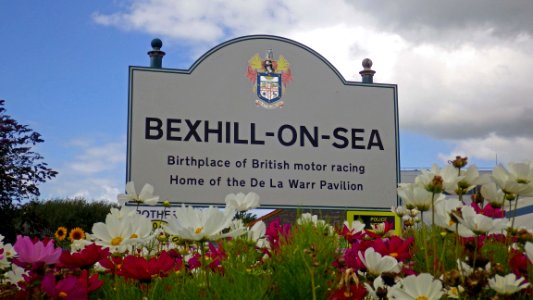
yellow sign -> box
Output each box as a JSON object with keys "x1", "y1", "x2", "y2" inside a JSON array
[{"x1": 346, "y1": 210, "x2": 401, "y2": 235}]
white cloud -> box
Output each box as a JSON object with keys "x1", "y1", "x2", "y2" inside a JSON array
[
  {"x1": 39, "y1": 137, "x2": 126, "y2": 203},
  {"x1": 69, "y1": 140, "x2": 125, "y2": 174},
  {"x1": 438, "y1": 133, "x2": 533, "y2": 165},
  {"x1": 93, "y1": 0, "x2": 533, "y2": 166}
]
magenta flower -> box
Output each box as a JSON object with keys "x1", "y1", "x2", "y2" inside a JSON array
[
  {"x1": 13, "y1": 235, "x2": 61, "y2": 265},
  {"x1": 41, "y1": 269, "x2": 103, "y2": 300}
]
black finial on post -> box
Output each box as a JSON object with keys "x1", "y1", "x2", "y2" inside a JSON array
[
  {"x1": 148, "y1": 38, "x2": 166, "y2": 68},
  {"x1": 359, "y1": 58, "x2": 376, "y2": 83}
]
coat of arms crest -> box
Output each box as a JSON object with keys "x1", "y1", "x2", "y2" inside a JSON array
[{"x1": 246, "y1": 50, "x2": 292, "y2": 108}]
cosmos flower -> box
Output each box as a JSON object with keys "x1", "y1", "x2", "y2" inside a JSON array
[
  {"x1": 118, "y1": 251, "x2": 176, "y2": 281},
  {"x1": 452, "y1": 165, "x2": 489, "y2": 195},
  {"x1": 433, "y1": 198, "x2": 473, "y2": 237},
  {"x1": 90, "y1": 210, "x2": 142, "y2": 252},
  {"x1": 117, "y1": 181, "x2": 159, "y2": 206},
  {"x1": 480, "y1": 182, "x2": 505, "y2": 208},
  {"x1": 224, "y1": 191, "x2": 260, "y2": 211},
  {"x1": 398, "y1": 183, "x2": 443, "y2": 211},
  {"x1": 59, "y1": 243, "x2": 110, "y2": 269},
  {"x1": 371, "y1": 236, "x2": 414, "y2": 262},
  {"x1": 488, "y1": 273, "x2": 529, "y2": 295},
  {"x1": 454, "y1": 206, "x2": 508, "y2": 236},
  {"x1": 340, "y1": 220, "x2": 366, "y2": 244},
  {"x1": 41, "y1": 269, "x2": 103, "y2": 299},
  {"x1": 246, "y1": 221, "x2": 269, "y2": 248},
  {"x1": 492, "y1": 162, "x2": 533, "y2": 196},
  {"x1": 363, "y1": 276, "x2": 389, "y2": 300},
  {"x1": 389, "y1": 273, "x2": 443, "y2": 300},
  {"x1": 265, "y1": 219, "x2": 291, "y2": 250},
  {"x1": 358, "y1": 247, "x2": 400, "y2": 276},
  {"x1": 415, "y1": 164, "x2": 462, "y2": 194},
  {"x1": 3, "y1": 264, "x2": 27, "y2": 286},
  {"x1": 297, "y1": 213, "x2": 335, "y2": 234},
  {"x1": 13, "y1": 235, "x2": 62, "y2": 265},
  {"x1": 163, "y1": 205, "x2": 244, "y2": 241}
]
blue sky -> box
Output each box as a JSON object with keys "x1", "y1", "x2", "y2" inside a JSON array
[{"x1": 2, "y1": 1, "x2": 532, "y2": 202}]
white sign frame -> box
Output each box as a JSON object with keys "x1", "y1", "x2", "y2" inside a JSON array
[{"x1": 127, "y1": 35, "x2": 399, "y2": 209}]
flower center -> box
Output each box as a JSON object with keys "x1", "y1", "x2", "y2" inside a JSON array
[
  {"x1": 111, "y1": 236, "x2": 123, "y2": 246},
  {"x1": 58, "y1": 291, "x2": 68, "y2": 298},
  {"x1": 415, "y1": 296, "x2": 428, "y2": 300},
  {"x1": 389, "y1": 252, "x2": 398, "y2": 258},
  {"x1": 130, "y1": 233, "x2": 138, "y2": 239},
  {"x1": 195, "y1": 227, "x2": 204, "y2": 234}
]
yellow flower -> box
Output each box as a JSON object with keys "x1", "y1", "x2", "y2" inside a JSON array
[
  {"x1": 55, "y1": 226, "x2": 68, "y2": 241},
  {"x1": 69, "y1": 227, "x2": 86, "y2": 242}
]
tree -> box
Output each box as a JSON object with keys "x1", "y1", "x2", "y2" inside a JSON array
[{"x1": 0, "y1": 99, "x2": 57, "y2": 240}]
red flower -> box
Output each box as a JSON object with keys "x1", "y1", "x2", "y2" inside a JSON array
[
  {"x1": 509, "y1": 249, "x2": 529, "y2": 278},
  {"x1": 364, "y1": 221, "x2": 395, "y2": 239},
  {"x1": 118, "y1": 251, "x2": 175, "y2": 282},
  {"x1": 59, "y1": 243, "x2": 110, "y2": 269},
  {"x1": 328, "y1": 283, "x2": 367, "y2": 300},
  {"x1": 41, "y1": 269, "x2": 103, "y2": 300},
  {"x1": 207, "y1": 242, "x2": 226, "y2": 273},
  {"x1": 340, "y1": 224, "x2": 366, "y2": 245},
  {"x1": 98, "y1": 255, "x2": 123, "y2": 275},
  {"x1": 265, "y1": 219, "x2": 291, "y2": 250},
  {"x1": 371, "y1": 236, "x2": 414, "y2": 262},
  {"x1": 471, "y1": 203, "x2": 504, "y2": 218}
]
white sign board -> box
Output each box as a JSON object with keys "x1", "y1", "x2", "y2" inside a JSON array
[{"x1": 127, "y1": 35, "x2": 399, "y2": 209}]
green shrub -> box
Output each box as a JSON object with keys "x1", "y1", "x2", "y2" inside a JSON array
[{"x1": 15, "y1": 198, "x2": 117, "y2": 238}]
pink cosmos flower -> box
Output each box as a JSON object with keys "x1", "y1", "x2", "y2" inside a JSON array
[{"x1": 13, "y1": 235, "x2": 61, "y2": 265}]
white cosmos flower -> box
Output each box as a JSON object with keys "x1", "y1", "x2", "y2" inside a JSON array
[
  {"x1": 398, "y1": 183, "x2": 444, "y2": 211},
  {"x1": 454, "y1": 206, "x2": 508, "y2": 236},
  {"x1": 0, "y1": 242, "x2": 16, "y2": 269},
  {"x1": 452, "y1": 165, "x2": 490, "y2": 195},
  {"x1": 358, "y1": 247, "x2": 400, "y2": 276},
  {"x1": 343, "y1": 220, "x2": 366, "y2": 235},
  {"x1": 391, "y1": 206, "x2": 409, "y2": 217},
  {"x1": 363, "y1": 276, "x2": 390, "y2": 300},
  {"x1": 415, "y1": 164, "x2": 462, "y2": 194},
  {"x1": 481, "y1": 182, "x2": 506, "y2": 208},
  {"x1": 117, "y1": 181, "x2": 159, "y2": 206},
  {"x1": 389, "y1": 273, "x2": 443, "y2": 300},
  {"x1": 297, "y1": 213, "x2": 334, "y2": 235},
  {"x1": 247, "y1": 221, "x2": 270, "y2": 248},
  {"x1": 488, "y1": 273, "x2": 530, "y2": 295},
  {"x1": 433, "y1": 198, "x2": 473, "y2": 236},
  {"x1": 163, "y1": 205, "x2": 244, "y2": 241},
  {"x1": 457, "y1": 259, "x2": 491, "y2": 277},
  {"x1": 525, "y1": 242, "x2": 533, "y2": 264},
  {"x1": 91, "y1": 209, "x2": 141, "y2": 252},
  {"x1": 2, "y1": 264, "x2": 27, "y2": 286},
  {"x1": 224, "y1": 192, "x2": 260, "y2": 212},
  {"x1": 492, "y1": 163, "x2": 533, "y2": 196}
]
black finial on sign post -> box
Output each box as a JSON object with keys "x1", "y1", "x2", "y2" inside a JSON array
[
  {"x1": 148, "y1": 38, "x2": 166, "y2": 68},
  {"x1": 359, "y1": 58, "x2": 376, "y2": 83}
]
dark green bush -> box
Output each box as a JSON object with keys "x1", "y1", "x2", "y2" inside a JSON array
[{"x1": 13, "y1": 198, "x2": 117, "y2": 239}]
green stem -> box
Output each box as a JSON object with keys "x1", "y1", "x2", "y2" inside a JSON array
[
  {"x1": 455, "y1": 223, "x2": 460, "y2": 261},
  {"x1": 421, "y1": 213, "x2": 431, "y2": 273},
  {"x1": 437, "y1": 234, "x2": 447, "y2": 277},
  {"x1": 199, "y1": 242, "x2": 210, "y2": 290},
  {"x1": 430, "y1": 193, "x2": 437, "y2": 274},
  {"x1": 431, "y1": 193, "x2": 436, "y2": 228}
]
